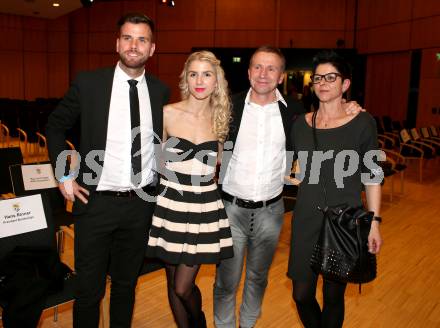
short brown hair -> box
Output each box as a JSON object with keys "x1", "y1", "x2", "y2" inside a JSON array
[
  {"x1": 250, "y1": 45, "x2": 286, "y2": 71},
  {"x1": 117, "y1": 12, "x2": 155, "y2": 34}
]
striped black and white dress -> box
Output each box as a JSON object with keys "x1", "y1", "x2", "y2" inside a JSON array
[{"x1": 146, "y1": 136, "x2": 233, "y2": 265}]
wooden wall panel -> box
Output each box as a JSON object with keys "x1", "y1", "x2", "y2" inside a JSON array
[
  {"x1": 70, "y1": 53, "x2": 90, "y2": 78},
  {"x1": 0, "y1": 13, "x2": 22, "y2": 29},
  {"x1": 71, "y1": 33, "x2": 89, "y2": 53},
  {"x1": 357, "y1": 0, "x2": 412, "y2": 28},
  {"x1": 0, "y1": 51, "x2": 24, "y2": 99},
  {"x1": 279, "y1": 31, "x2": 347, "y2": 49},
  {"x1": 0, "y1": 26, "x2": 23, "y2": 51},
  {"x1": 364, "y1": 53, "x2": 410, "y2": 122},
  {"x1": 48, "y1": 31, "x2": 69, "y2": 53},
  {"x1": 49, "y1": 16, "x2": 69, "y2": 32},
  {"x1": 356, "y1": 0, "x2": 370, "y2": 29},
  {"x1": 24, "y1": 52, "x2": 48, "y2": 100},
  {"x1": 122, "y1": 0, "x2": 156, "y2": 17},
  {"x1": 88, "y1": 53, "x2": 102, "y2": 71},
  {"x1": 157, "y1": 31, "x2": 214, "y2": 53},
  {"x1": 100, "y1": 53, "x2": 119, "y2": 68},
  {"x1": 157, "y1": 54, "x2": 188, "y2": 75},
  {"x1": 22, "y1": 17, "x2": 46, "y2": 31},
  {"x1": 70, "y1": 9, "x2": 89, "y2": 33},
  {"x1": 389, "y1": 53, "x2": 411, "y2": 121},
  {"x1": 417, "y1": 48, "x2": 440, "y2": 127},
  {"x1": 215, "y1": 0, "x2": 276, "y2": 30},
  {"x1": 420, "y1": 48, "x2": 440, "y2": 79},
  {"x1": 158, "y1": 73, "x2": 180, "y2": 102},
  {"x1": 89, "y1": 32, "x2": 117, "y2": 53},
  {"x1": 157, "y1": 0, "x2": 215, "y2": 30},
  {"x1": 157, "y1": 54, "x2": 187, "y2": 101},
  {"x1": 364, "y1": 22, "x2": 411, "y2": 53},
  {"x1": 23, "y1": 28, "x2": 47, "y2": 52},
  {"x1": 417, "y1": 79, "x2": 440, "y2": 127},
  {"x1": 48, "y1": 53, "x2": 69, "y2": 98},
  {"x1": 413, "y1": 0, "x2": 440, "y2": 19},
  {"x1": 88, "y1": 2, "x2": 123, "y2": 32},
  {"x1": 145, "y1": 55, "x2": 158, "y2": 76},
  {"x1": 214, "y1": 31, "x2": 275, "y2": 48},
  {"x1": 355, "y1": 29, "x2": 368, "y2": 53},
  {"x1": 48, "y1": 16, "x2": 69, "y2": 54},
  {"x1": 279, "y1": 0, "x2": 348, "y2": 30},
  {"x1": 411, "y1": 16, "x2": 440, "y2": 49}
]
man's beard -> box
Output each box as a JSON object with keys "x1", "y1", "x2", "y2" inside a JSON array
[{"x1": 120, "y1": 51, "x2": 147, "y2": 69}]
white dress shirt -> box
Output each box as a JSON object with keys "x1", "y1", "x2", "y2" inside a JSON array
[
  {"x1": 97, "y1": 62, "x2": 155, "y2": 191},
  {"x1": 222, "y1": 88, "x2": 287, "y2": 201}
]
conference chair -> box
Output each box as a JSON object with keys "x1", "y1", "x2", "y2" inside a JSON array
[{"x1": 399, "y1": 129, "x2": 434, "y2": 182}]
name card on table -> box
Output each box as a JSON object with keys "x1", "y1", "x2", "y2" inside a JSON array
[
  {"x1": 0, "y1": 194, "x2": 47, "y2": 238},
  {"x1": 21, "y1": 163, "x2": 57, "y2": 191}
]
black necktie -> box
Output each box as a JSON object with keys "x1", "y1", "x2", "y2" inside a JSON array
[{"x1": 128, "y1": 79, "x2": 142, "y2": 185}]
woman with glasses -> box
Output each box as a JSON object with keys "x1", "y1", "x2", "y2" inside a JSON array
[{"x1": 287, "y1": 50, "x2": 383, "y2": 327}]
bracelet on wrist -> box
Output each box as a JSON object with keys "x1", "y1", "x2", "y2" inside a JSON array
[
  {"x1": 372, "y1": 216, "x2": 382, "y2": 223},
  {"x1": 58, "y1": 172, "x2": 75, "y2": 183}
]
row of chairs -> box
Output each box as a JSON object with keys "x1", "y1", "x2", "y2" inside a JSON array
[
  {"x1": 375, "y1": 115, "x2": 440, "y2": 187},
  {"x1": 0, "y1": 122, "x2": 78, "y2": 167}
]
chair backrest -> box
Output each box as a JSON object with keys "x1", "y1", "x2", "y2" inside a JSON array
[
  {"x1": 0, "y1": 147, "x2": 23, "y2": 194},
  {"x1": 430, "y1": 126, "x2": 439, "y2": 137},
  {"x1": 400, "y1": 129, "x2": 411, "y2": 143},
  {"x1": 410, "y1": 128, "x2": 421, "y2": 141},
  {"x1": 0, "y1": 193, "x2": 56, "y2": 260},
  {"x1": 421, "y1": 127, "x2": 430, "y2": 138}
]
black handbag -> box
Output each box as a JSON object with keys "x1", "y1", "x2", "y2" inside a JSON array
[{"x1": 309, "y1": 111, "x2": 377, "y2": 288}]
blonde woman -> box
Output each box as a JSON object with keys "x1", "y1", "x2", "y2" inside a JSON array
[{"x1": 146, "y1": 51, "x2": 233, "y2": 328}]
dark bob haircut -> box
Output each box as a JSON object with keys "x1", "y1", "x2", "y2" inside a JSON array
[{"x1": 312, "y1": 50, "x2": 352, "y2": 80}]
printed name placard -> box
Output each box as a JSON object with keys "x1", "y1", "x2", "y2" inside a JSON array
[
  {"x1": 0, "y1": 194, "x2": 47, "y2": 238},
  {"x1": 21, "y1": 163, "x2": 57, "y2": 191}
]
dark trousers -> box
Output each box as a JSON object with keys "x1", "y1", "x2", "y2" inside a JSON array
[{"x1": 72, "y1": 193, "x2": 154, "y2": 328}]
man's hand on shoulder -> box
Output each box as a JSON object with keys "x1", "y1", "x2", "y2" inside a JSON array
[
  {"x1": 341, "y1": 99, "x2": 366, "y2": 115},
  {"x1": 59, "y1": 179, "x2": 89, "y2": 204}
]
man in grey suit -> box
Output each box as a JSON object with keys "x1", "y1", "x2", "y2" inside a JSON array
[{"x1": 46, "y1": 13, "x2": 169, "y2": 328}]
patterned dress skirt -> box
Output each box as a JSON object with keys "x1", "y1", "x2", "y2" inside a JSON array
[{"x1": 146, "y1": 138, "x2": 233, "y2": 265}]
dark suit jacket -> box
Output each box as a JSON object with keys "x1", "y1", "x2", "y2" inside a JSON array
[{"x1": 46, "y1": 66, "x2": 170, "y2": 196}]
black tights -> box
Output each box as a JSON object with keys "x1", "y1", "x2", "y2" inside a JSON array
[
  {"x1": 165, "y1": 263, "x2": 204, "y2": 328},
  {"x1": 292, "y1": 275, "x2": 347, "y2": 328}
]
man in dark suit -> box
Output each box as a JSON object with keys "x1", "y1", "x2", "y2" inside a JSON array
[{"x1": 46, "y1": 13, "x2": 169, "y2": 328}]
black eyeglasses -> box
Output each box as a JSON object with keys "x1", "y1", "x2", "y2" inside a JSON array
[{"x1": 311, "y1": 73, "x2": 342, "y2": 84}]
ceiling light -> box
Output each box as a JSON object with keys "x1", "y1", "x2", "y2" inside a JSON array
[
  {"x1": 52, "y1": 3, "x2": 60, "y2": 7},
  {"x1": 80, "y1": 0, "x2": 94, "y2": 8}
]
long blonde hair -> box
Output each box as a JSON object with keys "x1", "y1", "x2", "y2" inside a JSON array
[{"x1": 179, "y1": 51, "x2": 231, "y2": 143}]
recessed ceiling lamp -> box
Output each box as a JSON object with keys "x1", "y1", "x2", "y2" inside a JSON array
[
  {"x1": 52, "y1": 3, "x2": 60, "y2": 7},
  {"x1": 160, "y1": 0, "x2": 175, "y2": 7},
  {"x1": 80, "y1": 0, "x2": 94, "y2": 8}
]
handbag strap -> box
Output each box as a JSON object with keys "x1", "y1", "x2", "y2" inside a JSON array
[{"x1": 311, "y1": 110, "x2": 329, "y2": 207}]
